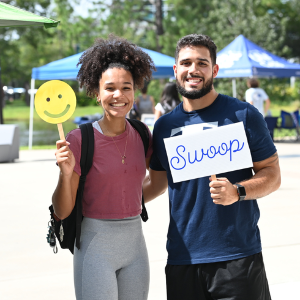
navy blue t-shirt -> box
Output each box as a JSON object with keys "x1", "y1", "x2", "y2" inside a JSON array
[{"x1": 150, "y1": 94, "x2": 276, "y2": 265}]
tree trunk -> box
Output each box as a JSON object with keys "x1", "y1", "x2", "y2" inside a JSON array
[{"x1": 155, "y1": 0, "x2": 164, "y2": 52}]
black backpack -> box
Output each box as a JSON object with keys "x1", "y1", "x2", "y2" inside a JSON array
[{"x1": 48, "y1": 119, "x2": 149, "y2": 254}]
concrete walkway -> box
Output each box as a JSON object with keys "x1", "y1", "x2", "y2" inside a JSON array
[{"x1": 0, "y1": 142, "x2": 299, "y2": 299}]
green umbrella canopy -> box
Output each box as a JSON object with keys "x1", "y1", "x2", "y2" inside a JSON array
[{"x1": 0, "y1": 2, "x2": 59, "y2": 28}]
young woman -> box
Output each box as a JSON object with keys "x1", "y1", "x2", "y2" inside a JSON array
[
  {"x1": 154, "y1": 82, "x2": 181, "y2": 121},
  {"x1": 52, "y1": 35, "x2": 155, "y2": 300}
]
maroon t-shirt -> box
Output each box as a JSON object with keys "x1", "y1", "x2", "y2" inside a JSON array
[{"x1": 66, "y1": 120, "x2": 152, "y2": 219}]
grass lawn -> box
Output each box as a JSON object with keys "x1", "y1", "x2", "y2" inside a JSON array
[
  {"x1": 4, "y1": 99, "x2": 299, "y2": 149},
  {"x1": 4, "y1": 99, "x2": 298, "y2": 120},
  {"x1": 20, "y1": 145, "x2": 57, "y2": 150},
  {"x1": 3, "y1": 100, "x2": 103, "y2": 121},
  {"x1": 270, "y1": 103, "x2": 299, "y2": 117}
]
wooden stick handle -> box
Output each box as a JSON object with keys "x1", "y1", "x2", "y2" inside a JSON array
[
  {"x1": 211, "y1": 174, "x2": 217, "y2": 181},
  {"x1": 57, "y1": 123, "x2": 65, "y2": 140}
]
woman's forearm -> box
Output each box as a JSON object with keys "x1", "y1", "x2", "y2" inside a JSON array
[
  {"x1": 52, "y1": 172, "x2": 77, "y2": 219},
  {"x1": 143, "y1": 170, "x2": 168, "y2": 203}
]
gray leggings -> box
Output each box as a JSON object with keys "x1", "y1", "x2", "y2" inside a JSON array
[{"x1": 74, "y1": 216, "x2": 149, "y2": 300}]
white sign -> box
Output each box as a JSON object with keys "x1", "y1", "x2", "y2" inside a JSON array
[{"x1": 164, "y1": 122, "x2": 253, "y2": 183}]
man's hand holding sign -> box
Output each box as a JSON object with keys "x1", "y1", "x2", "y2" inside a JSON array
[{"x1": 209, "y1": 177, "x2": 240, "y2": 206}]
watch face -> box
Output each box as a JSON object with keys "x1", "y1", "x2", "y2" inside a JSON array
[{"x1": 238, "y1": 185, "x2": 246, "y2": 197}]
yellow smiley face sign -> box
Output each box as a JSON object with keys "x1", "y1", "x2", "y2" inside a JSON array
[{"x1": 35, "y1": 80, "x2": 76, "y2": 124}]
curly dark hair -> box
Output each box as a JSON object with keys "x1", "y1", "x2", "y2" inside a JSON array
[
  {"x1": 77, "y1": 34, "x2": 156, "y2": 97},
  {"x1": 175, "y1": 34, "x2": 217, "y2": 65}
]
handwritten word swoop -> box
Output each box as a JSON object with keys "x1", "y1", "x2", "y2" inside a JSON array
[{"x1": 170, "y1": 139, "x2": 245, "y2": 171}]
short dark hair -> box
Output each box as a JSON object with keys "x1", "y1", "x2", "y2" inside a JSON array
[
  {"x1": 77, "y1": 34, "x2": 156, "y2": 97},
  {"x1": 175, "y1": 34, "x2": 217, "y2": 65},
  {"x1": 247, "y1": 78, "x2": 260, "y2": 88}
]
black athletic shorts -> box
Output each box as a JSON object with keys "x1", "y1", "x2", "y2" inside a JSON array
[{"x1": 165, "y1": 252, "x2": 271, "y2": 300}]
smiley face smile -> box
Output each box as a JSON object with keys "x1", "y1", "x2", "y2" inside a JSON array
[{"x1": 44, "y1": 104, "x2": 71, "y2": 118}]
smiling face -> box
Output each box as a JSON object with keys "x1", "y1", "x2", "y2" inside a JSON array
[
  {"x1": 35, "y1": 80, "x2": 76, "y2": 124},
  {"x1": 173, "y1": 46, "x2": 219, "y2": 100},
  {"x1": 98, "y1": 68, "x2": 134, "y2": 119}
]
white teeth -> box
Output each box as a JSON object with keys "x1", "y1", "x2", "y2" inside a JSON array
[
  {"x1": 187, "y1": 79, "x2": 201, "y2": 83},
  {"x1": 111, "y1": 103, "x2": 126, "y2": 107}
]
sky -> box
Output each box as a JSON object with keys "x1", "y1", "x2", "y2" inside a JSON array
[
  {"x1": 72, "y1": 0, "x2": 95, "y2": 18},
  {"x1": 71, "y1": 0, "x2": 108, "y2": 18}
]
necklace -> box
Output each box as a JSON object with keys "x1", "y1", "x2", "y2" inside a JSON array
[{"x1": 100, "y1": 120, "x2": 128, "y2": 164}]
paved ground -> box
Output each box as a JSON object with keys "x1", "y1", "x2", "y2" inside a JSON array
[{"x1": 0, "y1": 142, "x2": 299, "y2": 300}]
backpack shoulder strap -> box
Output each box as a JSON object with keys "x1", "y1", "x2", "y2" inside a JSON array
[
  {"x1": 126, "y1": 118, "x2": 149, "y2": 222},
  {"x1": 127, "y1": 118, "x2": 149, "y2": 156},
  {"x1": 79, "y1": 122, "x2": 94, "y2": 176},
  {"x1": 75, "y1": 122, "x2": 95, "y2": 250}
]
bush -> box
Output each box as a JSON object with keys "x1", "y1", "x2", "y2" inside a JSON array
[
  {"x1": 76, "y1": 92, "x2": 97, "y2": 107},
  {"x1": 215, "y1": 77, "x2": 300, "y2": 105}
]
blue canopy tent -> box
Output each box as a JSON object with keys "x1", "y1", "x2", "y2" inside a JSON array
[
  {"x1": 29, "y1": 48, "x2": 175, "y2": 148},
  {"x1": 216, "y1": 35, "x2": 300, "y2": 96},
  {"x1": 31, "y1": 48, "x2": 175, "y2": 80}
]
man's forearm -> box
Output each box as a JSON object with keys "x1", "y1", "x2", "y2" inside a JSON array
[
  {"x1": 240, "y1": 154, "x2": 280, "y2": 200},
  {"x1": 240, "y1": 168, "x2": 280, "y2": 200}
]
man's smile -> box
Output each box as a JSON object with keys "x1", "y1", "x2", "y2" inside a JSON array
[{"x1": 185, "y1": 77, "x2": 204, "y2": 87}]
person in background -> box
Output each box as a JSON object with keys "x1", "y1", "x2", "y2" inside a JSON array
[
  {"x1": 154, "y1": 82, "x2": 181, "y2": 121},
  {"x1": 245, "y1": 78, "x2": 271, "y2": 116},
  {"x1": 136, "y1": 85, "x2": 155, "y2": 115}
]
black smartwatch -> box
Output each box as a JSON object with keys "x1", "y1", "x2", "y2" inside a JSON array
[{"x1": 235, "y1": 183, "x2": 246, "y2": 201}]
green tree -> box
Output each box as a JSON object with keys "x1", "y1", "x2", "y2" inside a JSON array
[
  {"x1": 0, "y1": 0, "x2": 53, "y2": 85},
  {"x1": 284, "y1": 0, "x2": 300, "y2": 60},
  {"x1": 162, "y1": 0, "x2": 299, "y2": 101},
  {"x1": 95, "y1": 0, "x2": 166, "y2": 51},
  {"x1": 1, "y1": 0, "x2": 105, "y2": 103}
]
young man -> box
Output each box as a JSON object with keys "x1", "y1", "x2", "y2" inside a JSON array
[
  {"x1": 245, "y1": 77, "x2": 271, "y2": 116},
  {"x1": 143, "y1": 34, "x2": 281, "y2": 300}
]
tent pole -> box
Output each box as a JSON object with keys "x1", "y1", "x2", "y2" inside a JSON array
[
  {"x1": 290, "y1": 77, "x2": 295, "y2": 88},
  {"x1": 0, "y1": 63, "x2": 4, "y2": 125},
  {"x1": 232, "y1": 79, "x2": 237, "y2": 98},
  {"x1": 29, "y1": 78, "x2": 35, "y2": 149}
]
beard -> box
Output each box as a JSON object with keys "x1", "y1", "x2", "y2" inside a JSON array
[{"x1": 176, "y1": 75, "x2": 214, "y2": 100}]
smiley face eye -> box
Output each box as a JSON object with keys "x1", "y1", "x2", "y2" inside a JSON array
[
  {"x1": 46, "y1": 97, "x2": 50, "y2": 102},
  {"x1": 58, "y1": 94, "x2": 62, "y2": 99}
]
